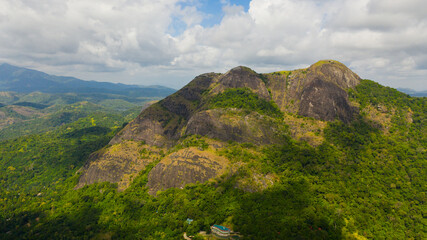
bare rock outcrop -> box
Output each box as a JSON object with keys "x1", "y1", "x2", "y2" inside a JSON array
[
  {"x1": 266, "y1": 60, "x2": 360, "y2": 122},
  {"x1": 212, "y1": 66, "x2": 271, "y2": 100},
  {"x1": 77, "y1": 60, "x2": 363, "y2": 193},
  {"x1": 109, "y1": 73, "x2": 217, "y2": 146},
  {"x1": 305, "y1": 60, "x2": 361, "y2": 89},
  {"x1": 76, "y1": 141, "x2": 160, "y2": 191},
  {"x1": 146, "y1": 147, "x2": 228, "y2": 195},
  {"x1": 299, "y1": 78, "x2": 357, "y2": 122},
  {"x1": 185, "y1": 109, "x2": 283, "y2": 145}
]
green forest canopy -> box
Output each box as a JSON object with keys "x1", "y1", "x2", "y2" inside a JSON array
[{"x1": 0, "y1": 80, "x2": 425, "y2": 239}]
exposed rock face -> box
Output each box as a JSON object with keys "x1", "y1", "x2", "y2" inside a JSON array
[
  {"x1": 146, "y1": 147, "x2": 228, "y2": 195},
  {"x1": 109, "y1": 115, "x2": 167, "y2": 146},
  {"x1": 111, "y1": 60, "x2": 360, "y2": 148},
  {"x1": 266, "y1": 60, "x2": 360, "y2": 122},
  {"x1": 299, "y1": 78, "x2": 357, "y2": 122},
  {"x1": 185, "y1": 109, "x2": 282, "y2": 145},
  {"x1": 76, "y1": 141, "x2": 159, "y2": 191},
  {"x1": 212, "y1": 66, "x2": 271, "y2": 100},
  {"x1": 109, "y1": 73, "x2": 217, "y2": 146},
  {"x1": 77, "y1": 59, "x2": 363, "y2": 194},
  {"x1": 305, "y1": 60, "x2": 360, "y2": 89}
]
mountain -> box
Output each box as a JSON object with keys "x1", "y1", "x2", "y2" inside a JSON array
[
  {"x1": 76, "y1": 60, "x2": 362, "y2": 192},
  {"x1": 0, "y1": 64, "x2": 176, "y2": 139},
  {"x1": 0, "y1": 90, "x2": 171, "y2": 140},
  {"x1": 397, "y1": 87, "x2": 427, "y2": 97},
  {"x1": 1, "y1": 60, "x2": 425, "y2": 239},
  {"x1": 0, "y1": 63, "x2": 175, "y2": 96}
]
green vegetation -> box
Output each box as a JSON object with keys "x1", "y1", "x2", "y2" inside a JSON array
[
  {"x1": 0, "y1": 102, "x2": 140, "y2": 141},
  {"x1": 348, "y1": 79, "x2": 422, "y2": 109},
  {"x1": 0, "y1": 80, "x2": 425, "y2": 239},
  {"x1": 208, "y1": 88, "x2": 283, "y2": 118},
  {"x1": 258, "y1": 73, "x2": 269, "y2": 85},
  {"x1": 0, "y1": 90, "x2": 158, "y2": 140},
  {"x1": 169, "y1": 135, "x2": 209, "y2": 153},
  {"x1": 12, "y1": 102, "x2": 49, "y2": 109}
]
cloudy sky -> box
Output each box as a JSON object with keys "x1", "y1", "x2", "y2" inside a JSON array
[{"x1": 0, "y1": 0, "x2": 426, "y2": 90}]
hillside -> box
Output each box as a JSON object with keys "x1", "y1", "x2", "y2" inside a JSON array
[
  {"x1": 0, "y1": 91, "x2": 168, "y2": 140},
  {"x1": 0, "y1": 64, "x2": 175, "y2": 140},
  {"x1": 0, "y1": 63, "x2": 176, "y2": 140},
  {"x1": 78, "y1": 60, "x2": 362, "y2": 192},
  {"x1": 0, "y1": 63, "x2": 175, "y2": 96},
  {"x1": 0, "y1": 60, "x2": 426, "y2": 239}
]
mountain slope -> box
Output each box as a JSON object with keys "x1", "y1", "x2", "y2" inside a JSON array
[
  {"x1": 0, "y1": 63, "x2": 175, "y2": 96},
  {"x1": 70, "y1": 60, "x2": 425, "y2": 239},
  {"x1": 110, "y1": 60, "x2": 359, "y2": 146},
  {"x1": 0, "y1": 64, "x2": 176, "y2": 139},
  {"x1": 1, "y1": 60, "x2": 425, "y2": 240},
  {"x1": 77, "y1": 60, "x2": 362, "y2": 193},
  {"x1": 0, "y1": 90, "x2": 165, "y2": 140}
]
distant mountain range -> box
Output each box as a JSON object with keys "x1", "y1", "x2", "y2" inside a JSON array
[
  {"x1": 396, "y1": 88, "x2": 427, "y2": 97},
  {"x1": 1, "y1": 60, "x2": 425, "y2": 239},
  {"x1": 0, "y1": 63, "x2": 175, "y2": 97}
]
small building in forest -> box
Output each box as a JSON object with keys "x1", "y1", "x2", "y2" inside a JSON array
[
  {"x1": 211, "y1": 224, "x2": 231, "y2": 238},
  {"x1": 186, "y1": 218, "x2": 193, "y2": 224}
]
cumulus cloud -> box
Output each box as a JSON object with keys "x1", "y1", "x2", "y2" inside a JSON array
[
  {"x1": 171, "y1": 0, "x2": 427, "y2": 89},
  {"x1": 0, "y1": 0, "x2": 183, "y2": 69},
  {"x1": 0, "y1": 0, "x2": 426, "y2": 89}
]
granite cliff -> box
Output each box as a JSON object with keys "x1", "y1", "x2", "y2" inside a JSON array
[{"x1": 77, "y1": 60, "x2": 361, "y2": 194}]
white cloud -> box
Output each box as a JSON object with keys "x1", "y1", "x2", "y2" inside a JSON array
[
  {"x1": 170, "y1": 0, "x2": 427, "y2": 89},
  {"x1": 0, "y1": 0, "x2": 426, "y2": 90},
  {"x1": 0, "y1": 0, "x2": 179, "y2": 69}
]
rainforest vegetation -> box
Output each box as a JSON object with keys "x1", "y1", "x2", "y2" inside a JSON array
[{"x1": 0, "y1": 80, "x2": 426, "y2": 240}]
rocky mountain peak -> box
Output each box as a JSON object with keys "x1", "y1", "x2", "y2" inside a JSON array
[
  {"x1": 212, "y1": 66, "x2": 271, "y2": 100},
  {"x1": 298, "y1": 60, "x2": 361, "y2": 122},
  {"x1": 102, "y1": 60, "x2": 363, "y2": 148},
  {"x1": 77, "y1": 60, "x2": 364, "y2": 193},
  {"x1": 265, "y1": 60, "x2": 360, "y2": 123},
  {"x1": 306, "y1": 60, "x2": 361, "y2": 89}
]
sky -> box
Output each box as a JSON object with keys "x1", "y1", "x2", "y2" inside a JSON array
[{"x1": 0, "y1": 0, "x2": 426, "y2": 90}]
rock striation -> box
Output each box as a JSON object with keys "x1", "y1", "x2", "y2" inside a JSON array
[
  {"x1": 211, "y1": 66, "x2": 271, "y2": 100},
  {"x1": 146, "y1": 147, "x2": 228, "y2": 195},
  {"x1": 266, "y1": 60, "x2": 360, "y2": 122},
  {"x1": 77, "y1": 60, "x2": 362, "y2": 194}
]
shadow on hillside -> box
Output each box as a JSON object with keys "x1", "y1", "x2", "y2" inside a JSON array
[
  {"x1": 324, "y1": 117, "x2": 380, "y2": 153},
  {"x1": 64, "y1": 126, "x2": 110, "y2": 139},
  {"x1": 232, "y1": 178, "x2": 344, "y2": 240},
  {"x1": 0, "y1": 205, "x2": 104, "y2": 240},
  {"x1": 61, "y1": 127, "x2": 112, "y2": 169}
]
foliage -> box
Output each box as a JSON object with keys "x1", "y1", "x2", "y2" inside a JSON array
[
  {"x1": 0, "y1": 94, "x2": 150, "y2": 140},
  {"x1": 348, "y1": 80, "x2": 425, "y2": 110},
  {"x1": 208, "y1": 88, "x2": 283, "y2": 118},
  {"x1": 169, "y1": 135, "x2": 209, "y2": 153},
  {"x1": 0, "y1": 80, "x2": 426, "y2": 239},
  {"x1": 12, "y1": 102, "x2": 49, "y2": 109},
  {"x1": 218, "y1": 142, "x2": 260, "y2": 163}
]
